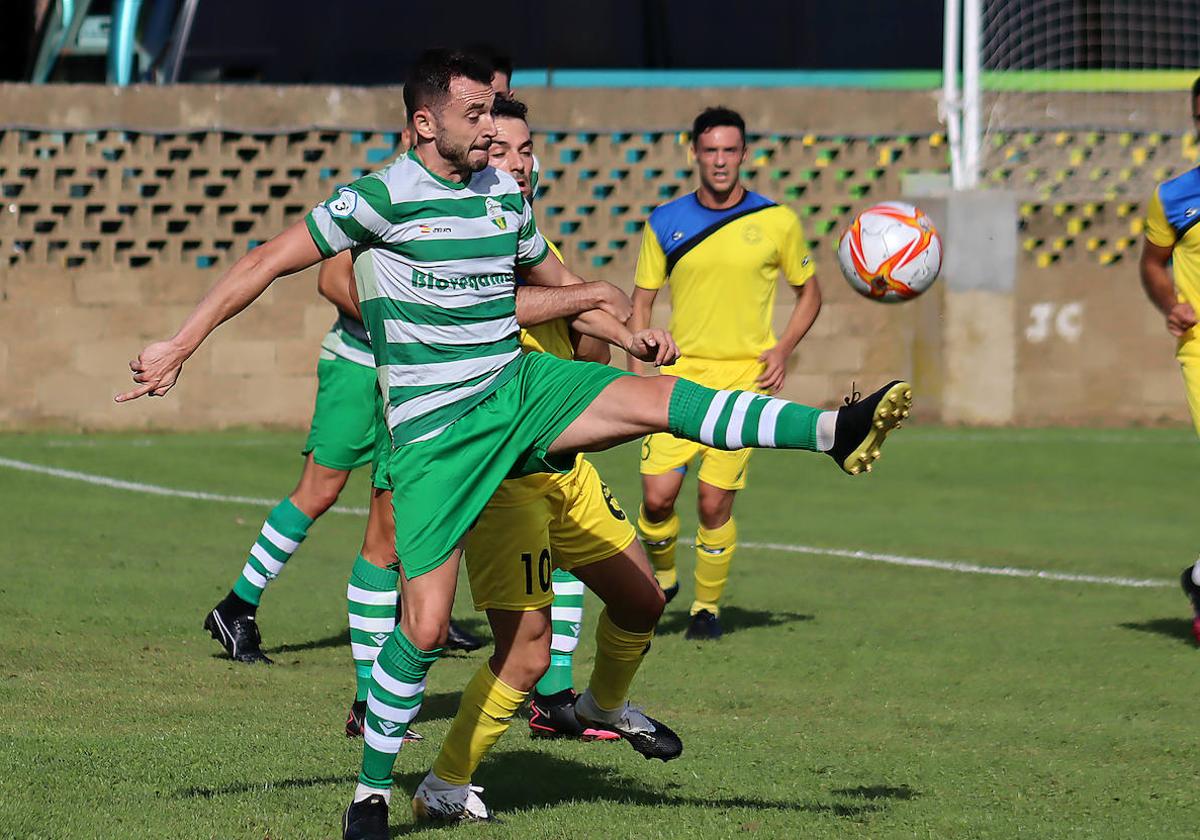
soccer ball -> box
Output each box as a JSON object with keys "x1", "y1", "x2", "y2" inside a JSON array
[{"x1": 836, "y1": 202, "x2": 942, "y2": 303}]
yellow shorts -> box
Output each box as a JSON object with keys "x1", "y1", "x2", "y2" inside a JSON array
[
  {"x1": 639, "y1": 356, "x2": 766, "y2": 491},
  {"x1": 1178, "y1": 338, "x2": 1200, "y2": 437},
  {"x1": 464, "y1": 457, "x2": 637, "y2": 612}
]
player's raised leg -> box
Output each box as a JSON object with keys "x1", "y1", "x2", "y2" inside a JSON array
[{"x1": 548, "y1": 373, "x2": 912, "y2": 475}]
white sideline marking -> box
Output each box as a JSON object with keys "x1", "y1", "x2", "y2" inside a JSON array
[
  {"x1": 0, "y1": 456, "x2": 1172, "y2": 590},
  {"x1": 0, "y1": 456, "x2": 369, "y2": 515}
]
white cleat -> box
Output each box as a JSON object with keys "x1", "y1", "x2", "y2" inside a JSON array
[{"x1": 411, "y1": 772, "x2": 491, "y2": 823}]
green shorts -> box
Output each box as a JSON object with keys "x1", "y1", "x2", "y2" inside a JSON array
[
  {"x1": 302, "y1": 355, "x2": 381, "y2": 472},
  {"x1": 378, "y1": 351, "x2": 629, "y2": 579}
]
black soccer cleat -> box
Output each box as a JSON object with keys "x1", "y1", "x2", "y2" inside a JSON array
[
  {"x1": 574, "y1": 691, "x2": 683, "y2": 761},
  {"x1": 445, "y1": 620, "x2": 484, "y2": 652},
  {"x1": 204, "y1": 601, "x2": 272, "y2": 664},
  {"x1": 529, "y1": 690, "x2": 619, "y2": 741},
  {"x1": 661, "y1": 582, "x2": 680, "y2": 605},
  {"x1": 345, "y1": 698, "x2": 423, "y2": 742},
  {"x1": 685, "y1": 609, "x2": 723, "y2": 641},
  {"x1": 342, "y1": 794, "x2": 389, "y2": 840},
  {"x1": 828, "y1": 380, "x2": 912, "y2": 476}
]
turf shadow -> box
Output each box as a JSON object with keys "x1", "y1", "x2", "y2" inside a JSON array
[
  {"x1": 266, "y1": 630, "x2": 349, "y2": 655},
  {"x1": 389, "y1": 750, "x2": 910, "y2": 835},
  {"x1": 1118, "y1": 617, "x2": 1195, "y2": 647},
  {"x1": 175, "y1": 773, "x2": 347, "y2": 799},
  {"x1": 831, "y1": 784, "x2": 918, "y2": 801},
  {"x1": 655, "y1": 605, "x2": 814, "y2": 637}
]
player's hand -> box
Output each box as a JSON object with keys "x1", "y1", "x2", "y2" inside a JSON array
[
  {"x1": 594, "y1": 282, "x2": 633, "y2": 323},
  {"x1": 115, "y1": 339, "x2": 187, "y2": 402},
  {"x1": 625, "y1": 328, "x2": 679, "y2": 367},
  {"x1": 756, "y1": 345, "x2": 788, "y2": 394},
  {"x1": 1167, "y1": 302, "x2": 1198, "y2": 337}
]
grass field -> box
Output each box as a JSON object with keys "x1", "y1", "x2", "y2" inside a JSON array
[{"x1": 2, "y1": 426, "x2": 1199, "y2": 839}]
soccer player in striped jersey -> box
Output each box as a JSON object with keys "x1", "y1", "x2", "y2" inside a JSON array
[
  {"x1": 630, "y1": 106, "x2": 823, "y2": 640},
  {"x1": 119, "y1": 49, "x2": 912, "y2": 840}
]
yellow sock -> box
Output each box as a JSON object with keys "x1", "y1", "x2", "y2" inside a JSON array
[
  {"x1": 431, "y1": 662, "x2": 527, "y2": 785},
  {"x1": 692, "y1": 517, "x2": 737, "y2": 616},
  {"x1": 637, "y1": 506, "x2": 680, "y2": 591},
  {"x1": 588, "y1": 608, "x2": 654, "y2": 711}
]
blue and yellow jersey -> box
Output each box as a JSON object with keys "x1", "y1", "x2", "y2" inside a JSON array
[
  {"x1": 1146, "y1": 170, "x2": 1200, "y2": 343},
  {"x1": 634, "y1": 190, "x2": 814, "y2": 362}
]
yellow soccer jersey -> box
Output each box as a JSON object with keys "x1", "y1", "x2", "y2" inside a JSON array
[
  {"x1": 635, "y1": 190, "x2": 814, "y2": 361},
  {"x1": 1146, "y1": 175, "x2": 1200, "y2": 340},
  {"x1": 494, "y1": 240, "x2": 584, "y2": 504}
]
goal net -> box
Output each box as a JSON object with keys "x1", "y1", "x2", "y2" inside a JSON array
[{"x1": 972, "y1": 0, "x2": 1200, "y2": 198}]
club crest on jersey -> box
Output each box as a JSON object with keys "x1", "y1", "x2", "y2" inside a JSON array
[
  {"x1": 327, "y1": 188, "x2": 358, "y2": 218},
  {"x1": 485, "y1": 197, "x2": 507, "y2": 230}
]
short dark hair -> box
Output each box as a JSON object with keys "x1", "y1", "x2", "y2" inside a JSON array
[
  {"x1": 403, "y1": 48, "x2": 495, "y2": 118},
  {"x1": 1192, "y1": 74, "x2": 1200, "y2": 106},
  {"x1": 491, "y1": 95, "x2": 528, "y2": 123},
  {"x1": 465, "y1": 43, "x2": 514, "y2": 82},
  {"x1": 691, "y1": 106, "x2": 746, "y2": 145}
]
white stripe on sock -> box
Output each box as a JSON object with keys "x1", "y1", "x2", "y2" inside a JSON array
[
  {"x1": 261, "y1": 521, "x2": 301, "y2": 553},
  {"x1": 757, "y1": 398, "x2": 787, "y2": 448},
  {"x1": 240, "y1": 564, "x2": 267, "y2": 589},
  {"x1": 364, "y1": 728, "x2": 407, "y2": 753},
  {"x1": 551, "y1": 633, "x2": 579, "y2": 652},
  {"x1": 367, "y1": 692, "x2": 421, "y2": 724},
  {"x1": 347, "y1": 584, "x2": 398, "y2": 606},
  {"x1": 723, "y1": 391, "x2": 757, "y2": 450},
  {"x1": 698, "y1": 390, "x2": 732, "y2": 447},
  {"x1": 551, "y1": 606, "x2": 584, "y2": 622},
  {"x1": 250, "y1": 543, "x2": 285, "y2": 576},
  {"x1": 371, "y1": 665, "x2": 426, "y2": 699},
  {"x1": 349, "y1": 615, "x2": 395, "y2": 632},
  {"x1": 352, "y1": 642, "x2": 385, "y2": 661},
  {"x1": 552, "y1": 581, "x2": 585, "y2": 596}
]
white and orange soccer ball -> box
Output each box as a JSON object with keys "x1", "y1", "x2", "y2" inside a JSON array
[{"x1": 836, "y1": 201, "x2": 942, "y2": 303}]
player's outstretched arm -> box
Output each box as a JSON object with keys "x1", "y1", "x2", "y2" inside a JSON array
[
  {"x1": 515, "y1": 283, "x2": 630, "y2": 327},
  {"x1": 116, "y1": 221, "x2": 322, "y2": 402},
  {"x1": 1139, "y1": 238, "x2": 1197, "y2": 337},
  {"x1": 317, "y1": 251, "x2": 361, "y2": 321},
  {"x1": 516, "y1": 247, "x2": 632, "y2": 324}
]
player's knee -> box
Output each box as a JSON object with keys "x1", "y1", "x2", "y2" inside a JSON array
[
  {"x1": 698, "y1": 499, "x2": 732, "y2": 529},
  {"x1": 402, "y1": 614, "x2": 449, "y2": 651},
  {"x1": 641, "y1": 490, "x2": 678, "y2": 522}
]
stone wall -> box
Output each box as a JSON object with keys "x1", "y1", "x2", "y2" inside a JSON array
[{"x1": 0, "y1": 84, "x2": 1189, "y2": 430}]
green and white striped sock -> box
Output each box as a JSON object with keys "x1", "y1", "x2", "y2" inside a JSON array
[
  {"x1": 668, "y1": 378, "x2": 831, "y2": 452},
  {"x1": 535, "y1": 570, "x2": 586, "y2": 696},
  {"x1": 348, "y1": 555, "x2": 399, "y2": 703},
  {"x1": 230, "y1": 499, "x2": 313, "y2": 606},
  {"x1": 359, "y1": 631, "x2": 441, "y2": 792}
]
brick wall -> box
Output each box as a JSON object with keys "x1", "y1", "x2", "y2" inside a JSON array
[{"x1": 0, "y1": 84, "x2": 1189, "y2": 430}]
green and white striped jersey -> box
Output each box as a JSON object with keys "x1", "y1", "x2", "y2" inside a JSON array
[
  {"x1": 305, "y1": 149, "x2": 550, "y2": 445},
  {"x1": 319, "y1": 314, "x2": 374, "y2": 368}
]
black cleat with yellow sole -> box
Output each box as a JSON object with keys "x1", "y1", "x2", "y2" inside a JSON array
[{"x1": 828, "y1": 381, "x2": 912, "y2": 476}]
